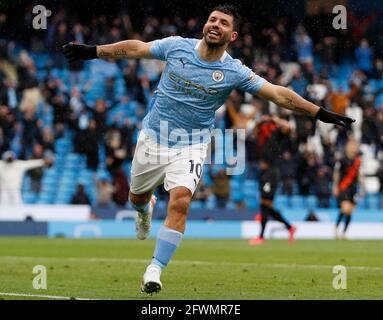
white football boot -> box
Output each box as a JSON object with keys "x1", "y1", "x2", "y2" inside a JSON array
[
  {"x1": 141, "y1": 264, "x2": 162, "y2": 294},
  {"x1": 135, "y1": 195, "x2": 157, "y2": 240}
]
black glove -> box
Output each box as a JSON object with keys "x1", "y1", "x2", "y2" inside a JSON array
[
  {"x1": 62, "y1": 42, "x2": 97, "y2": 62},
  {"x1": 315, "y1": 107, "x2": 355, "y2": 128}
]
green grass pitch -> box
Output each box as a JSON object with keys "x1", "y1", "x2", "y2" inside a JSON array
[{"x1": 0, "y1": 237, "x2": 382, "y2": 300}]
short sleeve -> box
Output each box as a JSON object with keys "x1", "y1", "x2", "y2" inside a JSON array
[
  {"x1": 149, "y1": 36, "x2": 179, "y2": 61},
  {"x1": 236, "y1": 63, "x2": 265, "y2": 94}
]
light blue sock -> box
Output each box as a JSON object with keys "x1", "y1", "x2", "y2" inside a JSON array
[{"x1": 151, "y1": 225, "x2": 183, "y2": 270}]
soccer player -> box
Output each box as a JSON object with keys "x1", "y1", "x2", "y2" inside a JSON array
[
  {"x1": 333, "y1": 138, "x2": 364, "y2": 239},
  {"x1": 248, "y1": 115, "x2": 296, "y2": 246},
  {"x1": 63, "y1": 4, "x2": 354, "y2": 294}
]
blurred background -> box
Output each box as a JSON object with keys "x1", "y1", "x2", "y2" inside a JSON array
[{"x1": 0, "y1": 0, "x2": 383, "y2": 238}]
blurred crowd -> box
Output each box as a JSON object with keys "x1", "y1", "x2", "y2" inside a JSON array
[{"x1": 0, "y1": 5, "x2": 382, "y2": 208}]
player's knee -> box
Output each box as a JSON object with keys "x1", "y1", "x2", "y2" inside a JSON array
[
  {"x1": 169, "y1": 195, "x2": 191, "y2": 216},
  {"x1": 129, "y1": 191, "x2": 152, "y2": 205}
]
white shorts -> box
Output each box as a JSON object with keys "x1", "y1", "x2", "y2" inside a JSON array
[{"x1": 130, "y1": 131, "x2": 209, "y2": 195}]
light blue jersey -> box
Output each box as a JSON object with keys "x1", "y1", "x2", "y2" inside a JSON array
[{"x1": 142, "y1": 36, "x2": 265, "y2": 146}]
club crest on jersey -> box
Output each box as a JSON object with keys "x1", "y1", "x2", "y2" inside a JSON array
[{"x1": 212, "y1": 70, "x2": 224, "y2": 82}]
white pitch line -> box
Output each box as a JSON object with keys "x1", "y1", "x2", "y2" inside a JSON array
[
  {"x1": 0, "y1": 292, "x2": 97, "y2": 300},
  {"x1": 0, "y1": 255, "x2": 382, "y2": 271}
]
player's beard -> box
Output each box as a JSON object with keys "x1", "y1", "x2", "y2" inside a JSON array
[{"x1": 203, "y1": 30, "x2": 230, "y2": 49}]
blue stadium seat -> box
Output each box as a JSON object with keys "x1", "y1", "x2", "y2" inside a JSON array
[
  {"x1": 329, "y1": 196, "x2": 338, "y2": 208},
  {"x1": 305, "y1": 195, "x2": 318, "y2": 209},
  {"x1": 232, "y1": 190, "x2": 245, "y2": 203},
  {"x1": 244, "y1": 179, "x2": 257, "y2": 189},
  {"x1": 230, "y1": 179, "x2": 241, "y2": 190},
  {"x1": 190, "y1": 201, "x2": 204, "y2": 209},
  {"x1": 23, "y1": 192, "x2": 37, "y2": 204},
  {"x1": 246, "y1": 198, "x2": 258, "y2": 209},
  {"x1": 366, "y1": 193, "x2": 381, "y2": 210},
  {"x1": 206, "y1": 196, "x2": 216, "y2": 209},
  {"x1": 275, "y1": 195, "x2": 289, "y2": 209},
  {"x1": 290, "y1": 195, "x2": 304, "y2": 208},
  {"x1": 227, "y1": 201, "x2": 236, "y2": 210}
]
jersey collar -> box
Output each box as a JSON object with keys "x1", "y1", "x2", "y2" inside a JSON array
[{"x1": 194, "y1": 40, "x2": 228, "y2": 63}]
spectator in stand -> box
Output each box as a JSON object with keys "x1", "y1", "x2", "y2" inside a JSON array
[
  {"x1": 294, "y1": 25, "x2": 313, "y2": 67},
  {"x1": 361, "y1": 107, "x2": 380, "y2": 146},
  {"x1": 0, "y1": 105, "x2": 14, "y2": 153},
  {"x1": 245, "y1": 125, "x2": 259, "y2": 180},
  {"x1": 0, "y1": 127, "x2": 7, "y2": 155},
  {"x1": 329, "y1": 85, "x2": 357, "y2": 115},
  {"x1": 317, "y1": 36, "x2": 337, "y2": 76},
  {"x1": 297, "y1": 151, "x2": 318, "y2": 195},
  {"x1": 72, "y1": 109, "x2": 89, "y2": 154},
  {"x1": 96, "y1": 177, "x2": 115, "y2": 207},
  {"x1": 17, "y1": 51, "x2": 41, "y2": 113},
  {"x1": 28, "y1": 143, "x2": 45, "y2": 194},
  {"x1": 69, "y1": 86, "x2": 86, "y2": 116},
  {"x1": 68, "y1": 23, "x2": 86, "y2": 87},
  {"x1": 0, "y1": 79, "x2": 18, "y2": 110},
  {"x1": 120, "y1": 118, "x2": 136, "y2": 162},
  {"x1": 193, "y1": 179, "x2": 210, "y2": 205},
  {"x1": 106, "y1": 149, "x2": 127, "y2": 177},
  {"x1": 376, "y1": 110, "x2": 383, "y2": 153},
  {"x1": 49, "y1": 92, "x2": 70, "y2": 139},
  {"x1": 280, "y1": 151, "x2": 296, "y2": 195},
  {"x1": 289, "y1": 68, "x2": 308, "y2": 98},
  {"x1": 209, "y1": 167, "x2": 230, "y2": 209},
  {"x1": 21, "y1": 108, "x2": 42, "y2": 158},
  {"x1": 89, "y1": 99, "x2": 109, "y2": 137},
  {"x1": 70, "y1": 183, "x2": 91, "y2": 205},
  {"x1": 0, "y1": 150, "x2": 53, "y2": 205},
  {"x1": 355, "y1": 38, "x2": 373, "y2": 76},
  {"x1": 82, "y1": 119, "x2": 100, "y2": 171},
  {"x1": 314, "y1": 165, "x2": 332, "y2": 208},
  {"x1": 112, "y1": 168, "x2": 129, "y2": 207},
  {"x1": 41, "y1": 127, "x2": 55, "y2": 153},
  {"x1": 52, "y1": 22, "x2": 71, "y2": 69},
  {"x1": 377, "y1": 160, "x2": 383, "y2": 208}
]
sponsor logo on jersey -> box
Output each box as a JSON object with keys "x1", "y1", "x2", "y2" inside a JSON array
[{"x1": 169, "y1": 72, "x2": 219, "y2": 98}]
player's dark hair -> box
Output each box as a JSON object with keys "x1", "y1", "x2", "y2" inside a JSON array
[{"x1": 211, "y1": 4, "x2": 241, "y2": 31}]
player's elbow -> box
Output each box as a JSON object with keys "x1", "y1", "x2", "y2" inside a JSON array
[
  {"x1": 131, "y1": 40, "x2": 152, "y2": 59},
  {"x1": 271, "y1": 85, "x2": 289, "y2": 106}
]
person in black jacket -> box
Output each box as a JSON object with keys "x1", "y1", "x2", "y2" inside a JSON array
[
  {"x1": 71, "y1": 183, "x2": 91, "y2": 205},
  {"x1": 82, "y1": 120, "x2": 100, "y2": 171}
]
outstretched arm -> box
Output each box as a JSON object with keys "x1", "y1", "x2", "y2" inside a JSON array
[
  {"x1": 62, "y1": 40, "x2": 154, "y2": 62},
  {"x1": 97, "y1": 40, "x2": 153, "y2": 59},
  {"x1": 256, "y1": 81, "x2": 355, "y2": 128}
]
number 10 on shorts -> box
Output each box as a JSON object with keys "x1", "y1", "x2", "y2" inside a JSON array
[{"x1": 189, "y1": 160, "x2": 202, "y2": 185}]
